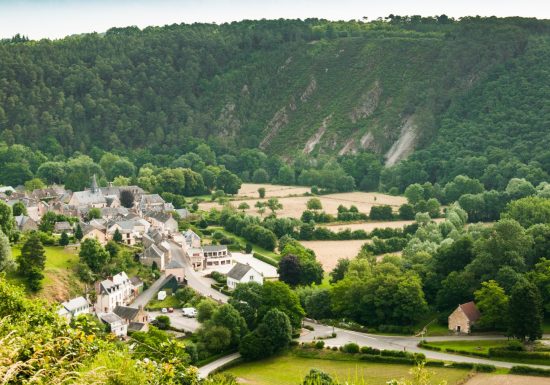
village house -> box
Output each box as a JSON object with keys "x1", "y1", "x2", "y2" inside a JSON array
[
  {"x1": 98, "y1": 312, "x2": 128, "y2": 337},
  {"x1": 141, "y1": 244, "x2": 166, "y2": 270},
  {"x1": 227, "y1": 262, "x2": 264, "y2": 290},
  {"x1": 144, "y1": 211, "x2": 178, "y2": 234},
  {"x1": 203, "y1": 245, "x2": 232, "y2": 268},
  {"x1": 68, "y1": 175, "x2": 107, "y2": 210},
  {"x1": 113, "y1": 305, "x2": 149, "y2": 324},
  {"x1": 448, "y1": 301, "x2": 481, "y2": 334},
  {"x1": 82, "y1": 220, "x2": 108, "y2": 245},
  {"x1": 94, "y1": 272, "x2": 134, "y2": 313},
  {"x1": 57, "y1": 296, "x2": 90, "y2": 321},
  {"x1": 164, "y1": 259, "x2": 185, "y2": 282},
  {"x1": 14, "y1": 215, "x2": 38, "y2": 232},
  {"x1": 53, "y1": 221, "x2": 73, "y2": 235}
]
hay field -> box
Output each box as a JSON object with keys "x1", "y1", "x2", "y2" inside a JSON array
[{"x1": 300, "y1": 240, "x2": 370, "y2": 271}]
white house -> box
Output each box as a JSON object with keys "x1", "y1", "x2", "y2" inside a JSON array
[
  {"x1": 58, "y1": 296, "x2": 90, "y2": 320},
  {"x1": 95, "y1": 272, "x2": 133, "y2": 313},
  {"x1": 98, "y1": 312, "x2": 128, "y2": 337},
  {"x1": 203, "y1": 245, "x2": 232, "y2": 268},
  {"x1": 227, "y1": 262, "x2": 264, "y2": 290}
]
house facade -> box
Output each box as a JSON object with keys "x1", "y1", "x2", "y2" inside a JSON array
[
  {"x1": 448, "y1": 301, "x2": 481, "y2": 334},
  {"x1": 95, "y1": 272, "x2": 134, "y2": 313},
  {"x1": 227, "y1": 262, "x2": 264, "y2": 290}
]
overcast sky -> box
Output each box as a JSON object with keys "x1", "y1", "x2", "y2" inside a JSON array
[{"x1": 1, "y1": 0, "x2": 549, "y2": 40}]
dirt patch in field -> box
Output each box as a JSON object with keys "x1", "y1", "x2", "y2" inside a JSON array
[
  {"x1": 200, "y1": 190, "x2": 407, "y2": 220},
  {"x1": 300, "y1": 240, "x2": 370, "y2": 271},
  {"x1": 321, "y1": 218, "x2": 444, "y2": 232},
  {"x1": 465, "y1": 374, "x2": 550, "y2": 385},
  {"x1": 236, "y1": 183, "x2": 311, "y2": 198}
]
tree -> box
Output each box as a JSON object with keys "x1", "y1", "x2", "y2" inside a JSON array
[
  {"x1": 503, "y1": 196, "x2": 550, "y2": 228},
  {"x1": 113, "y1": 228, "x2": 123, "y2": 243},
  {"x1": 18, "y1": 232, "x2": 46, "y2": 291},
  {"x1": 278, "y1": 165, "x2": 295, "y2": 185},
  {"x1": 266, "y1": 198, "x2": 283, "y2": 216},
  {"x1": 105, "y1": 240, "x2": 119, "y2": 258},
  {"x1": 59, "y1": 231, "x2": 70, "y2": 246},
  {"x1": 237, "y1": 202, "x2": 250, "y2": 212},
  {"x1": 197, "y1": 298, "x2": 218, "y2": 323},
  {"x1": 24, "y1": 178, "x2": 46, "y2": 191},
  {"x1": 0, "y1": 201, "x2": 15, "y2": 237},
  {"x1": 474, "y1": 280, "x2": 509, "y2": 331},
  {"x1": 306, "y1": 198, "x2": 322, "y2": 211},
  {"x1": 252, "y1": 168, "x2": 269, "y2": 183},
  {"x1": 198, "y1": 325, "x2": 231, "y2": 353},
  {"x1": 278, "y1": 254, "x2": 302, "y2": 286},
  {"x1": 119, "y1": 189, "x2": 135, "y2": 208},
  {"x1": 256, "y1": 308, "x2": 292, "y2": 352},
  {"x1": 0, "y1": 230, "x2": 15, "y2": 272},
  {"x1": 255, "y1": 201, "x2": 266, "y2": 217},
  {"x1": 369, "y1": 205, "x2": 393, "y2": 220},
  {"x1": 259, "y1": 281, "x2": 304, "y2": 329},
  {"x1": 87, "y1": 208, "x2": 101, "y2": 221},
  {"x1": 74, "y1": 224, "x2": 83, "y2": 242},
  {"x1": 329, "y1": 258, "x2": 350, "y2": 284},
  {"x1": 79, "y1": 238, "x2": 109, "y2": 273},
  {"x1": 398, "y1": 203, "x2": 415, "y2": 220},
  {"x1": 210, "y1": 304, "x2": 248, "y2": 347},
  {"x1": 508, "y1": 281, "x2": 543, "y2": 341},
  {"x1": 506, "y1": 178, "x2": 536, "y2": 200},
  {"x1": 154, "y1": 315, "x2": 171, "y2": 330},
  {"x1": 404, "y1": 183, "x2": 424, "y2": 205},
  {"x1": 12, "y1": 202, "x2": 27, "y2": 217},
  {"x1": 258, "y1": 187, "x2": 266, "y2": 198}
]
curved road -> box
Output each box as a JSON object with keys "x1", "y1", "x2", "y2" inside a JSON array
[
  {"x1": 169, "y1": 241, "x2": 229, "y2": 303},
  {"x1": 300, "y1": 321, "x2": 550, "y2": 370}
]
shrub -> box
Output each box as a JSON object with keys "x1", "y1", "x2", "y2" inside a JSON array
[
  {"x1": 510, "y1": 366, "x2": 550, "y2": 377},
  {"x1": 331, "y1": 346, "x2": 338, "y2": 351},
  {"x1": 253, "y1": 253, "x2": 278, "y2": 267},
  {"x1": 489, "y1": 348, "x2": 550, "y2": 360},
  {"x1": 342, "y1": 343, "x2": 360, "y2": 354},
  {"x1": 315, "y1": 341, "x2": 325, "y2": 349},
  {"x1": 154, "y1": 315, "x2": 171, "y2": 330},
  {"x1": 474, "y1": 364, "x2": 496, "y2": 372},
  {"x1": 360, "y1": 346, "x2": 380, "y2": 355}
]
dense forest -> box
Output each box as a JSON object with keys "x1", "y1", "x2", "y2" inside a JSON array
[{"x1": 0, "y1": 16, "x2": 549, "y2": 193}]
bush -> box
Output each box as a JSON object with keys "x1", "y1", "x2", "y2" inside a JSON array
[
  {"x1": 474, "y1": 364, "x2": 496, "y2": 372},
  {"x1": 360, "y1": 346, "x2": 381, "y2": 355},
  {"x1": 510, "y1": 366, "x2": 550, "y2": 377},
  {"x1": 342, "y1": 343, "x2": 360, "y2": 354},
  {"x1": 448, "y1": 362, "x2": 474, "y2": 370},
  {"x1": 154, "y1": 315, "x2": 171, "y2": 330},
  {"x1": 359, "y1": 354, "x2": 414, "y2": 365},
  {"x1": 489, "y1": 348, "x2": 550, "y2": 361},
  {"x1": 315, "y1": 341, "x2": 325, "y2": 349},
  {"x1": 303, "y1": 325, "x2": 314, "y2": 331},
  {"x1": 252, "y1": 253, "x2": 278, "y2": 267}
]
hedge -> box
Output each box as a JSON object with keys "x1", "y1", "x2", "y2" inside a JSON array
[
  {"x1": 359, "y1": 354, "x2": 415, "y2": 365},
  {"x1": 253, "y1": 252, "x2": 278, "y2": 267},
  {"x1": 489, "y1": 348, "x2": 550, "y2": 361},
  {"x1": 510, "y1": 366, "x2": 550, "y2": 377}
]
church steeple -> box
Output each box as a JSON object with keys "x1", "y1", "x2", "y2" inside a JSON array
[{"x1": 91, "y1": 174, "x2": 99, "y2": 193}]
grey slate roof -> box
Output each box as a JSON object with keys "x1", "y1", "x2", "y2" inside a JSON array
[
  {"x1": 227, "y1": 262, "x2": 253, "y2": 281},
  {"x1": 203, "y1": 245, "x2": 228, "y2": 252},
  {"x1": 61, "y1": 296, "x2": 89, "y2": 312},
  {"x1": 130, "y1": 276, "x2": 143, "y2": 287},
  {"x1": 165, "y1": 259, "x2": 184, "y2": 269},
  {"x1": 143, "y1": 244, "x2": 164, "y2": 259},
  {"x1": 99, "y1": 312, "x2": 123, "y2": 325},
  {"x1": 113, "y1": 305, "x2": 139, "y2": 321},
  {"x1": 128, "y1": 322, "x2": 147, "y2": 332}
]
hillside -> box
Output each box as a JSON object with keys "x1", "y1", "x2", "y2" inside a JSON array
[{"x1": 0, "y1": 17, "x2": 549, "y2": 192}]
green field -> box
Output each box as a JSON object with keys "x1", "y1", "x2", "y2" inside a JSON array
[
  {"x1": 426, "y1": 340, "x2": 509, "y2": 355},
  {"x1": 8, "y1": 245, "x2": 83, "y2": 302},
  {"x1": 225, "y1": 354, "x2": 469, "y2": 385},
  {"x1": 207, "y1": 226, "x2": 280, "y2": 260}
]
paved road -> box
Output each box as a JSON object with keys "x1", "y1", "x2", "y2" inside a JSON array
[
  {"x1": 148, "y1": 310, "x2": 200, "y2": 332},
  {"x1": 299, "y1": 321, "x2": 550, "y2": 369},
  {"x1": 198, "y1": 352, "x2": 241, "y2": 378},
  {"x1": 130, "y1": 274, "x2": 168, "y2": 308},
  {"x1": 169, "y1": 241, "x2": 229, "y2": 303}
]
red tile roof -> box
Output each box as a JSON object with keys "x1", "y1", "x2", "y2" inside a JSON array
[{"x1": 460, "y1": 301, "x2": 481, "y2": 322}]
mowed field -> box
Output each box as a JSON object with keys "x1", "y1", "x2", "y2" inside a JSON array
[
  {"x1": 200, "y1": 184, "x2": 407, "y2": 219},
  {"x1": 300, "y1": 240, "x2": 370, "y2": 271},
  {"x1": 320, "y1": 218, "x2": 444, "y2": 233},
  {"x1": 465, "y1": 374, "x2": 550, "y2": 385},
  {"x1": 236, "y1": 183, "x2": 311, "y2": 198},
  {"x1": 225, "y1": 354, "x2": 469, "y2": 385}
]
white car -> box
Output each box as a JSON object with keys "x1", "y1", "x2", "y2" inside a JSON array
[
  {"x1": 161, "y1": 308, "x2": 168, "y2": 313},
  {"x1": 182, "y1": 307, "x2": 197, "y2": 318}
]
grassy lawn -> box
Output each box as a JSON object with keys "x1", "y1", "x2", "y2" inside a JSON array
[
  {"x1": 225, "y1": 353, "x2": 469, "y2": 385},
  {"x1": 146, "y1": 294, "x2": 181, "y2": 310},
  {"x1": 427, "y1": 340, "x2": 509, "y2": 355},
  {"x1": 207, "y1": 226, "x2": 280, "y2": 260},
  {"x1": 8, "y1": 245, "x2": 83, "y2": 302}
]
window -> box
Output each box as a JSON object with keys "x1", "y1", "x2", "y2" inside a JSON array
[{"x1": 250, "y1": 275, "x2": 254, "y2": 281}]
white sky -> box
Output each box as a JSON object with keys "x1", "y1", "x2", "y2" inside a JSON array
[{"x1": 0, "y1": 0, "x2": 549, "y2": 40}]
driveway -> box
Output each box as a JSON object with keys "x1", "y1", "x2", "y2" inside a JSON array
[
  {"x1": 299, "y1": 321, "x2": 550, "y2": 370},
  {"x1": 130, "y1": 274, "x2": 169, "y2": 308},
  {"x1": 169, "y1": 241, "x2": 229, "y2": 303},
  {"x1": 148, "y1": 310, "x2": 200, "y2": 333}
]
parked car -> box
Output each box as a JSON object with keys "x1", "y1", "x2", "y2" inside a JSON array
[
  {"x1": 161, "y1": 308, "x2": 168, "y2": 313},
  {"x1": 182, "y1": 307, "x2": 197, "y2": 318},
  {"x1": 168, "y1": 307, "x2": 174, "y2": 313}
]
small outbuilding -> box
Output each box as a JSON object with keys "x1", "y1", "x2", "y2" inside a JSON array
[{"x1": 448, "y1": 301, "x2": 481, "y2": 334}]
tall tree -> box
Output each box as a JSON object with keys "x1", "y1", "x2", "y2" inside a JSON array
[
  {"x1": 79, "y1": 238, "x2": 109, "y2": 273},
  {"x1": 508, "y1": 281, "x2": 543, "y2": 341},
  {"x1": 0, "y1": 230, "x2": 15, "y2": 272},
  {"x1": 119, "y1": 190, "x2": 135, "y2": 208},
  {"x1": 18, "y1": 232, "x2": 46, "y2": 291},
  {"x1": 474, "y1": 280, "x2": 509, "y2": 331}
]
